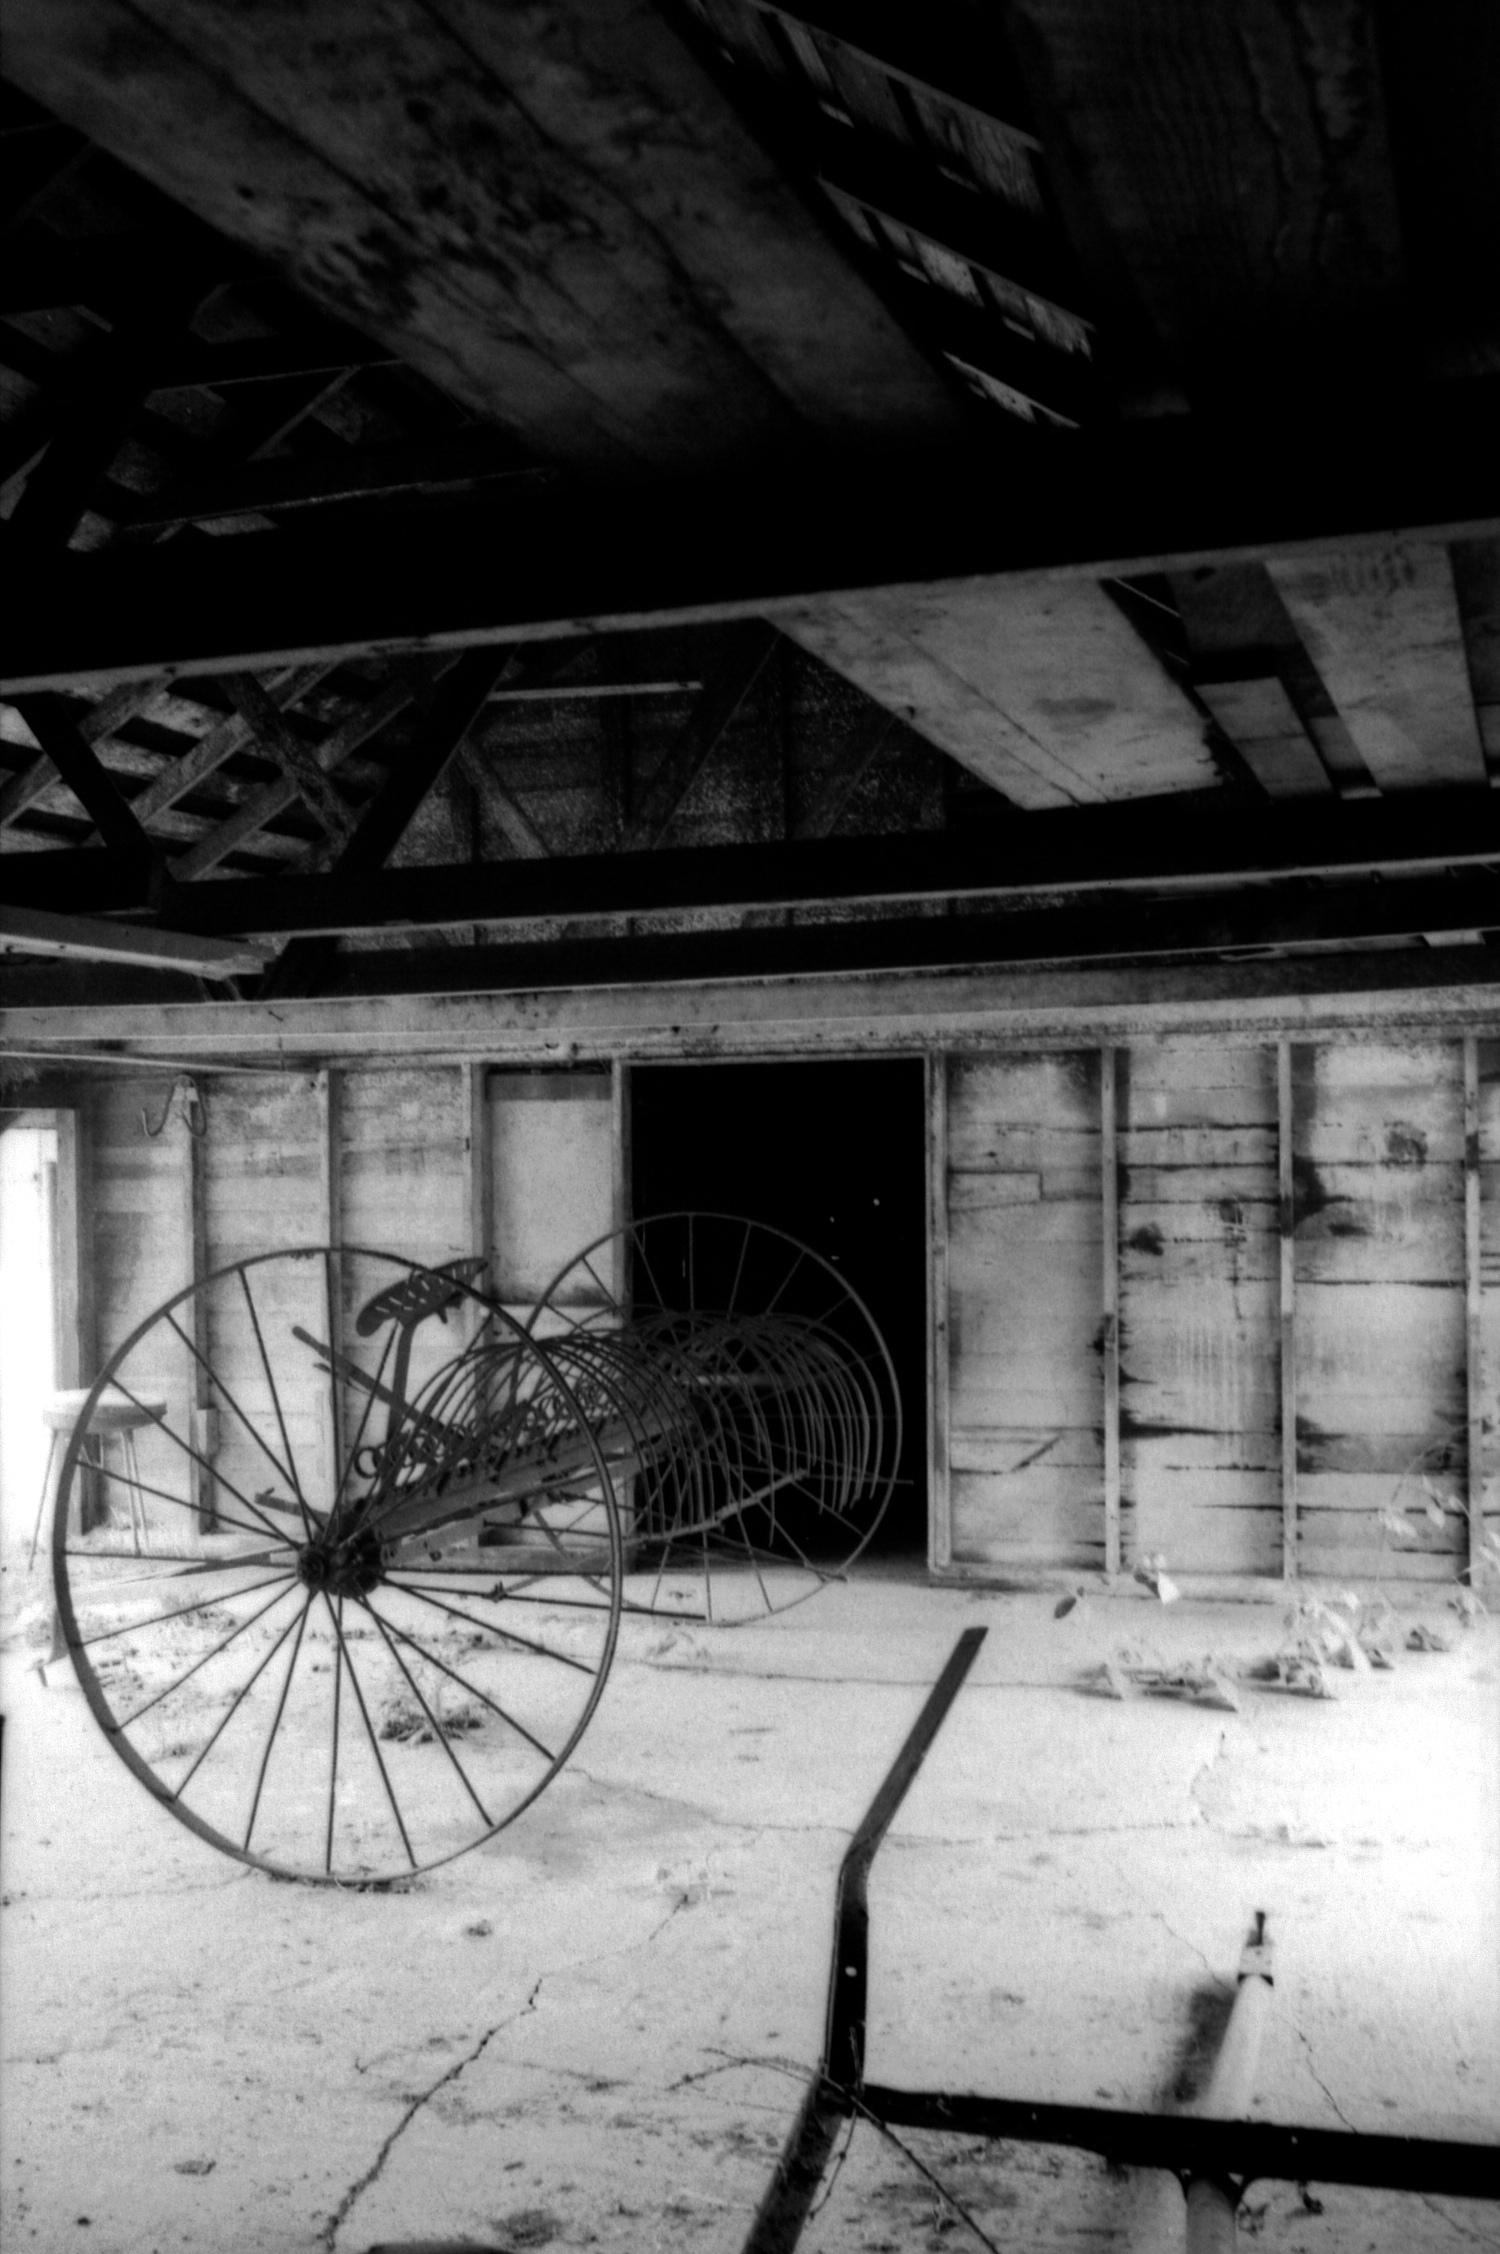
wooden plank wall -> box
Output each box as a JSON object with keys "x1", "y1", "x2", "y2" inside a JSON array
[
  {"x1": 1293, "y1": 1042, "x2": 1468, "y2": 1583},
  {"x1": 81, "y1": 1063, "x2": 620, "y2": 1528},
  {"x1": 945, "y1": 1053, "x2": 1104, "y2": 1573},
  {"x1": 1119, "y1": 1046, "x2": 1281, "y2": 1576},
  {"x1": 943, "y1": 1034, "x2": 1490, "y2": 1585}
]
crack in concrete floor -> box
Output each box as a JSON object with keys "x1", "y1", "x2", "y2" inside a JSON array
[
  {"x1": 1295, "y1": 2025, "x2": 1356, "y2": 2130},
  {"x1": 321, "y1": 1897, "x2": 692, "y2": 2249}
]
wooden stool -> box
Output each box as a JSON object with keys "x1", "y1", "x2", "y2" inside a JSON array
[{"x1": 29, "y1": 1387, "x2": 168, "y2": 1566}]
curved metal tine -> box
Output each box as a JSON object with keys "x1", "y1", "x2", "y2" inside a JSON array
[
  {"x1": 325, "y1": 1592, "x2": 344, "y2": 1876},
  {"x1": 243, "y1": 1591, "x2": 313, "y2": 1851},
  {"x1": 360, "y1": 1602, "x2": 494, "y2": 1829},
  {"x1": 99, "y1": 1376, "x2": 291, "y2": 1542},
  {"x1": 570, "y1": 1248, "x2": 619, "y2": 1320},
  {"x1": 382, "y1": 1578, "x2": 594, "y2": 1674},
  {"x1": 328, "y1": 1594, "x2": 417, "y2": 1872},
  {"x1": 762, "y1": 1246, "x2": 809, "y2": 1318},
  {"x1": 238, "y1": 1266, "x2": 314, "y2": 1541},
  {"x1": 726, "y1": 1219, "x2": 753, "y2": 1317},
  {"x1": 84, "y1": 1458, "x2": 297, "y2": 1550},
  {"x1": 328, "y1": 1320, "x2": 398, "y2": 1519},
  {"x1": 363, "y1": 1602, "x2": 557, "y2": 1763},
  {"x1": 168, "y1": 1601, "x2": 309, "y2": 1805},
  {"x1": 114, "y1": 1576, "x2": 302, "y2": 1731},
  {"x1": 71, "y1": 1570, "x2": 299, "y2": 1650},
  {"x1": 629, "y1": 1225, "x2": 674, "y2": 1321},
  {"x1": 162, "y1": 1307, "x2": 304, "y2": 1523}
]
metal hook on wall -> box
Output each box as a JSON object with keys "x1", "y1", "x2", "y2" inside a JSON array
[{"x1": 141, "y1": 1076, "x2": 206, "y2": 1140}]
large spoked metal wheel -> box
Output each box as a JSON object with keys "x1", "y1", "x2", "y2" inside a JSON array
[
  {"x1": 52, "y1": 1248, "x2": 622, "y2": 1885},
  {"x1": 528, "y1": 1212, "x2": 901, "y2": 1624}
]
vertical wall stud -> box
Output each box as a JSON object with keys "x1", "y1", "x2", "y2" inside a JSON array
[
  {"x1": 927, "y1": 1052, "x2": 952, "y2": 1573},
  {"x1": 1101, "y1": 1048, "x2": 1121, "y2": 1579},
  {"x1": 611, "y1": 1059, "x2": 632, "y2": 1304},
  {"x1": 1278, "y1": 1039, "x2": 1298, "y2": 1582},
  {"x1": 53, "y1": 1104, "x2": 94, "y2": 1393},
  {"x1": 465, "y1": 1061, "x2": 494, "y2": 1281},
  {"x1": 1464, "y1": 1035, "x2": 1484, "y2": 1579},
  {"x1": 315, "y1": 1068, "x2": 344, "y2": 1496},
  {"x1": 181, "y1": 1082, "x2": 215, "y2": 1526}
]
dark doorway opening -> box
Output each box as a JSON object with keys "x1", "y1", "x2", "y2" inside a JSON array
[{"x1": 630, "y1": 1057, "x2": 928, "y2": 1557}]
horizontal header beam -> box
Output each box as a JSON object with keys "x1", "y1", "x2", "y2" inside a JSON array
[
  {"x1": 5, "y1": 390, "x2": 1500, "y2": 689},
  {"x1": 5, "y1": 789, "x2": 1500, "y2": 932},
  {"x1": 6, "y1": 946, "x2": 1500, "y2": 1068}
]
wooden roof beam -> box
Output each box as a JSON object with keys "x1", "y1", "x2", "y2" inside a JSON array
[
  {"x1": 8, "y1": 400, "x2": 1500, "y2": 693},
  {"x1": 10, "y1": 784, "x2": 1500, "y2": 935}
]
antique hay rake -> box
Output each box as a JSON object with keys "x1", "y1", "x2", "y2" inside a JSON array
[{"x1": 49, "y1": 1214, "x2": 899, "y2": 1884}]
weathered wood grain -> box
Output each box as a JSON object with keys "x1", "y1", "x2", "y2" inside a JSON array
[
  {"x1": 944, "y1": 1051, "x2": 1103, "y2": 1570},
  {"x1": 7, "y1": 0, "x2": 960, "y2": 478},
  {"x1": 1269, "y1": 543, "x2": 1486, "y2": 790},
  {"x1": 1117, "y1": 1045, "x2": 1281, "y2": 1577},
  {"x1": 783, "y1": 576, "x2": 1219, "y2": 808}
]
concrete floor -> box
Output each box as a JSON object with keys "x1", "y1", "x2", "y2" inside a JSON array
[{"x1": 1, "y1": 1567, "x2": 1497, "y2": 2253}]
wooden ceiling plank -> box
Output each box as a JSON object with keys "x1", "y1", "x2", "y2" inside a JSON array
[
  {"x1": 1268, "y1": 542, "x2": 1486, "y2": 791},
  {"x1": 431, "y1": 0, "x2": 964, "y2": 448},
  {"x1": 621, "y1": 621, "x2": 780, "y2": 850},
  {"x1": 1002, "y1": 0, "x2": 1405, "y2": 395},
  {"x1": 787, "y1": 576, "x2": 1218, "y2": 808},
  {"x1": 169, "y1": 671, "x2": 430, "y2": 880},
  {"x1": 6, "y1": 0, "x2": 956, "y2": 478},
  {"x1": 1195, "y1": 675, "x2": 1332, "y2": 800},
  {"x1": 782, "y1": 597, "x2": 1071, "y2": 807}
]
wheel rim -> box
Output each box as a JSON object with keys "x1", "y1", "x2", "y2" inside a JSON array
[
  {"x1": 526, "y1": 1212, "x2": 902, "y2": 1624},
  {"x1": 53, "y1": 1247, "x2": 622, "y2": 1885}
]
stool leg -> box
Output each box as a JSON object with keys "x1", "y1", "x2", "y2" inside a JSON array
[
  {"x1": 122, "y1": 1431, "x2": 147, "y2": 1554},
  {"x1": 28, "y1": 1432, "x2": 60, "y2": 1571}
]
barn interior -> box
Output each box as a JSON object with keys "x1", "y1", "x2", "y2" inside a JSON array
[{"x1": 1, "y1": 5, "x2": 1498, "y2": 2250}]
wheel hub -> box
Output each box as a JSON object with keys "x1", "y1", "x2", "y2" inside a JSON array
[{"x1": 297, "y1": 1523, "x2": 384, "y2": 1598}]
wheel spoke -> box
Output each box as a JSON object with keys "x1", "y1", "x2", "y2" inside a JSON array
[
  {"x1": 243, "y1": 1591, "x2": 313, "y2": 1851},
  {"x1": 93, "y1": 1377, "x2": 286, "y2": 1537},
  {"x1": 329, "y1": 1321, "x2": 397, "y2": 1518},
  {"x1": 163, "y1": 1309, "x2": 300, "y2": 1521},
  {"x1": 71, "y1": 1572, "x2": 299, "y2": 1649},
  {"x1": 385, "y1": 1579, "x2": 592, "y2": 1674},
  {"x1": 324, "y1": 1592, "x2": 344, "y2": 1876},
  {"x1": 238, "y1": 1268, "x2": 314, "y2": 1541},
  {"x1": 365, "y1": 1604, "x2": 557, "y2": 1764},
  {"x1": 62, "y1": 1545, "x2": 295, "y2": 1575},
  {"x1": 171, "y1": 1591, "x2": 311, "y2": 1799},
  {"x1": 329, "y1": 1596, "x2": 417, "y2": 1870},
  {"x1": 360, "y1": 1601, "x2": 494, "y2": 1829},
  {"x1": 75, "y1": 1460, "x2": 290, "y2": 1549},
  {"x1": 113, "y1": 1576, "x2": 301, "y2": 1731}
]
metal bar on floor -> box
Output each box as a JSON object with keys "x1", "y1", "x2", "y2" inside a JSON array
[{"x1": 741, "y1": 1625, "x2": 989, "y2": 2254}]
